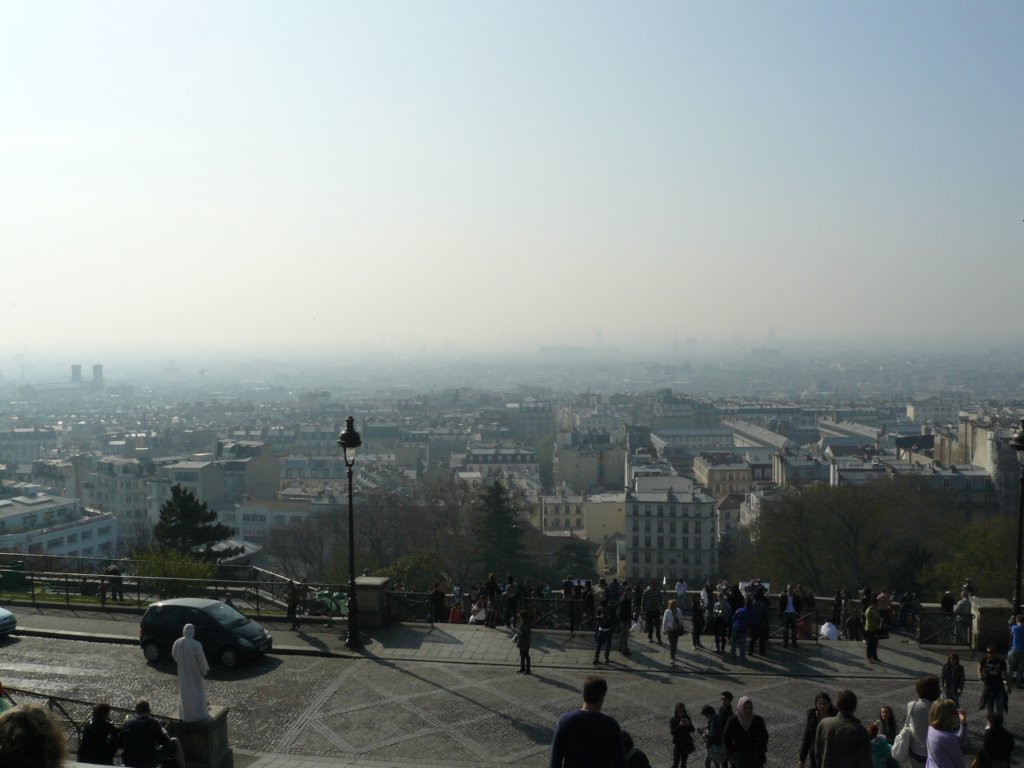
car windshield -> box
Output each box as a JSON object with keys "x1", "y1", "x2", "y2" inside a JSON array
[{"x1": 204, "y1": 603, "x2": 249, "y2": 627}]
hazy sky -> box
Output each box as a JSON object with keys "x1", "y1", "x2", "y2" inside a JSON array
[{"x1": 2, "y1": 3, "x2": 1022, "y2": 354}]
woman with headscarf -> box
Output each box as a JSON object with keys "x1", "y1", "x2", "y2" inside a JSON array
[
  {"x1": 722, "y1": 696, "x2": 769, "y2": 768},
  {"x1": 171, "y1": 623, "x2": 210, "y2": 721}
]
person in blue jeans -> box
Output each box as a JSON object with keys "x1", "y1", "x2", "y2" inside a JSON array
[
  {"x1": 730, "y1": 602, "x2": 750, "y2": 660},
  {"x1": 1008, "y1": 615, "x2": 1024, "y2": 688},
  {"x1": 594, "y1": 599, "x2": 616, "y2": 664}
]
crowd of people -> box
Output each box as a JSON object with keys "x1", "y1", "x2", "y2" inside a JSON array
[{"x1": 550, "y1": 669, "x2": 1017, "y2": 768}]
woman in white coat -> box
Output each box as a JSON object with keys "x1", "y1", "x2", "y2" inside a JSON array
[{"x1": 172, "y1": 624, "x2": 210, "y2": 721}]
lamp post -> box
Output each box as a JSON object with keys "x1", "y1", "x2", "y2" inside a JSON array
[
  {"x1": 1008, "y1": 419, "x2": 1024, "y2": 618},
  {"x1": 338, "y1": 415, "x2": 363, "y2": 648}
]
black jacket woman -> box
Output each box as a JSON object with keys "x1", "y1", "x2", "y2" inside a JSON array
[
  {"x1": 723, "y1": 696, "x2": 769, "y2": 768},
  {"x1": 670, "y1": 702, "x2": 696, "y2": 768},
  {"x1": 799, "y1": 692, "x2": 837, "y2": 768}
]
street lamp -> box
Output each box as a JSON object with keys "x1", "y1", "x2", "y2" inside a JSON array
[
  {"x1": 337, "y1": 415, "x2": 363, "y2": 648},
  {"x1": 1008, "y1": 419, "x2": 1024, "y2": 618}
]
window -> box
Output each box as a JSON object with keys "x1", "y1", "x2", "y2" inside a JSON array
[
  {"x1": 657, "y1": 505, "x2": 663, "y2": 516},
  {"x1": 632, "y1": 520, "x2": 639, "y2": 531},
  {"x1": 632, "y1": 536, "x2": 639, "y2": 547},
  {"x1": 682, "y1": 521, "x2": 689, "y2": 533},
  {"x1": 669, "y1": 521, "x2": 676, "y2": 533},
  {"x1": 657, "y1": 536, "x2": 664, "y2": 548},
  {"x1": 644, "y1": 536, "x2": 651, "y2": 547},
  {"x1": 644, "y1": 552, "x2": 652, "y2": 563},
  {"x1": 632, "y1": 552, "x2": 639, "y2": 563},
  {"x1": 657, "y1": 521, "x2": 664, "y2": 533},
  {"x1": 694, "y1": 521, "x2": 702, "y2": 534},
  {"x1": 683, "y1": 537, "x2": 689, "y2": 549},
  {"x1": 644, "y1": 521, "x2": 651, "y2": 532},
  {"x1": 645, "y1": 505, "x2": 651, "y2": 517}
]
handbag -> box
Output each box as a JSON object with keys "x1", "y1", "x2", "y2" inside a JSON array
[{"x1": 891, "y1": 724, "x2": 912, "y2": 763}]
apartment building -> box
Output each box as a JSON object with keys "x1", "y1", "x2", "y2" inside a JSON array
[
  {"x1": 624, "y1": 485, "x2": 717, "y2": 583},
  {"x1": 553, "y1": 432, "x2": 625, "y2": 492},
  {"x1": 0, "y1": 427, "x2": 58, "y2": 466},
  {"x1": 0, "y1": 487, "x2": 118, "y2": 557},
  {"x1": 453, "y1": 443, "x2": 539, "y2": 481},
  {"x1": 84, "y1": 456, "x2": 158, "y2": 547},
  {"x1": 693, "y1": 450, "x2": 773, "y2": 498},
  {"x1": 540, "y1": 487, "x2": 626, "y2": 544}
]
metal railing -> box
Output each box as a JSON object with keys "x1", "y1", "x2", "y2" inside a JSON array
[
  {"x1": 0, "y1": 566, "x2": 299, "y2": 618},
  {"x1": 918, "y1": 612, "x2": 973, "y2": 646},
  {"x1": 1, "y1": 686, "x2": 177, "y2": 756}
]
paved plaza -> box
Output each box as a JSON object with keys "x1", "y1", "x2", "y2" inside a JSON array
[{"x1": 5, "y1": 606, "x2": 1016, "y2": 768}]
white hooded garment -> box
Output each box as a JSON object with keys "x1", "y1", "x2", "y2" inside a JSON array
[{"x1": 172, "y1": 623, "x2": 210, "y2": 721}]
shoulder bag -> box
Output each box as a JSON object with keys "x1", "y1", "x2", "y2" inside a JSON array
[{"x1": 890, "y1": 723, "x2": 912, "y2": 763}]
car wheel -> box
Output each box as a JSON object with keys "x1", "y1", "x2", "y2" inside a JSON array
[
  {"x1": 142, "y1": 639, "x2": 162, "y2": 662},
  {"x1": 219, "y1": 646, "x2": 240, "y2": 668}
]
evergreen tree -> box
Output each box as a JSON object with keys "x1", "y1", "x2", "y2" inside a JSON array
[
  {"x1": 553, "y1": 537, "x2": 595, "y2": 580},
  {"x1": 153, "y1": 484, "x2": 242, "y2": 561},
  {"x1": 472, "y1": 479, "x2": 535, "y2": 578}
]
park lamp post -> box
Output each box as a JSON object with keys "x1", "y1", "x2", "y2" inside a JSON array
[
  {"x1": 1008, "y1": 419, "x2": 1024, "y2": 619},
  {"x1": 338, "y1": 415, "x2": 363, "y2": 648}
]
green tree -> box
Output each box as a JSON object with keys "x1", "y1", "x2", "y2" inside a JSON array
[
  {"x1": 922, "y1": 516, "x2": 1017, "y2": 599},
  {"x1": 373, "y1": 550, "x2": 445, "y2": 591},
  {"x1": 472, "y1": 479, "x2": 535, "y2": 578},
  {"x1": 133, "y1": 548, "x2": 217, "y2": 598},
  {"x1": 153, "y1": 484, "x2": 242, "y2": 561},
  {"x1": 740, "y1": 477, "x2": 957, "y2": 594},
  {"x1": 552, "y1": 537, "x2": 595, "y2": 580}
]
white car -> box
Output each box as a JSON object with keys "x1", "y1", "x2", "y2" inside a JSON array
[{"x1": 0, "y1": 606, "x2": 16, "y2": 636}]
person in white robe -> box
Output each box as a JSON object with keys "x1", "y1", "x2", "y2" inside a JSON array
[{"x1": 172, "y1": 623, "x2": 210, "y2": 721}]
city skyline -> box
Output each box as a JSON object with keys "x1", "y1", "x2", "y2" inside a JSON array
[{"x1": 3, "y1": 3, "x2": 1022, "y2": 351}]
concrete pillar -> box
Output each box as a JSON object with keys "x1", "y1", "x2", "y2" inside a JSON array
[
  {"x1": 972, "y1": 597, "x2": 1013, "y2": 652},
  {"x1": 354, "y1": 575, "x2": 391, "y2": 627},
  {"x1": 167, "y1": 705, "x2": 233, "y2": 768}
]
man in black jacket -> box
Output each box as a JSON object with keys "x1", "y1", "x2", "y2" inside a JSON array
[
  {"x1": 779, "y1": 584, "x2": 802, "y2": 649},
  {"x1": 119, "y1": 700, "x2": 184, "y2": 768}
]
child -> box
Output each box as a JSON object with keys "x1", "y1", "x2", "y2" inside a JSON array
[
  {"x1": 515, "y1": 608, "x2": 532, "y2": 674},
  {"x1": 700, "y1": 704, "x2": 726, "y2": 768},
  {"x1": 867, "y1": 723, "x2": 893, "y2": 768}
]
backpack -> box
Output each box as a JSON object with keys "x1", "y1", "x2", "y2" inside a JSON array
[{"x1": 732, "y1": 607, "x2": 750, "y2": 633}]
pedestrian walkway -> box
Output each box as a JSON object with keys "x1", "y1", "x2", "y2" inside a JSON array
[{"x1": 10, "y1": 605, "x2": 999, "y2": 768}]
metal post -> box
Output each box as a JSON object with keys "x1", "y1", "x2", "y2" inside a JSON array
[
  {"x1": 1015, "y1": 467, "x2": 1024, "y2": 618},
  {"x1": 345, "y1": 461, "x2": 361, "y2": 648}
]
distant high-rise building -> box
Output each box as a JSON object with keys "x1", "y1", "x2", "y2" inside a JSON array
[
  {"x1": 92, "y1": 364, "x2": 104, "y2": 389},
  {"x1": 71, "y1": 364, "x2": 82, "y2": 383}
]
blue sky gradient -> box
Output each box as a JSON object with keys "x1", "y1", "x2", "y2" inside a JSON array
[{"x1": 2, "y1": 3, "x2": 1021, "y2": 352}]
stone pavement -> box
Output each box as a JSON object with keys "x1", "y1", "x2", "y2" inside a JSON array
[{"x1": 7, "y1": 605, "x2": 1011, "y2": 768}]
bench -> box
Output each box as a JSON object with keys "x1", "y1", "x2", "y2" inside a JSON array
[{"x1": 40, "y1": 579, "x2": 88, "y2": 598}]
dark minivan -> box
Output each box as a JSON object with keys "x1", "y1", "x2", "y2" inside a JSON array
[{"x1": 140, "y1": 597, "x2": 272, "y2": 668}]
